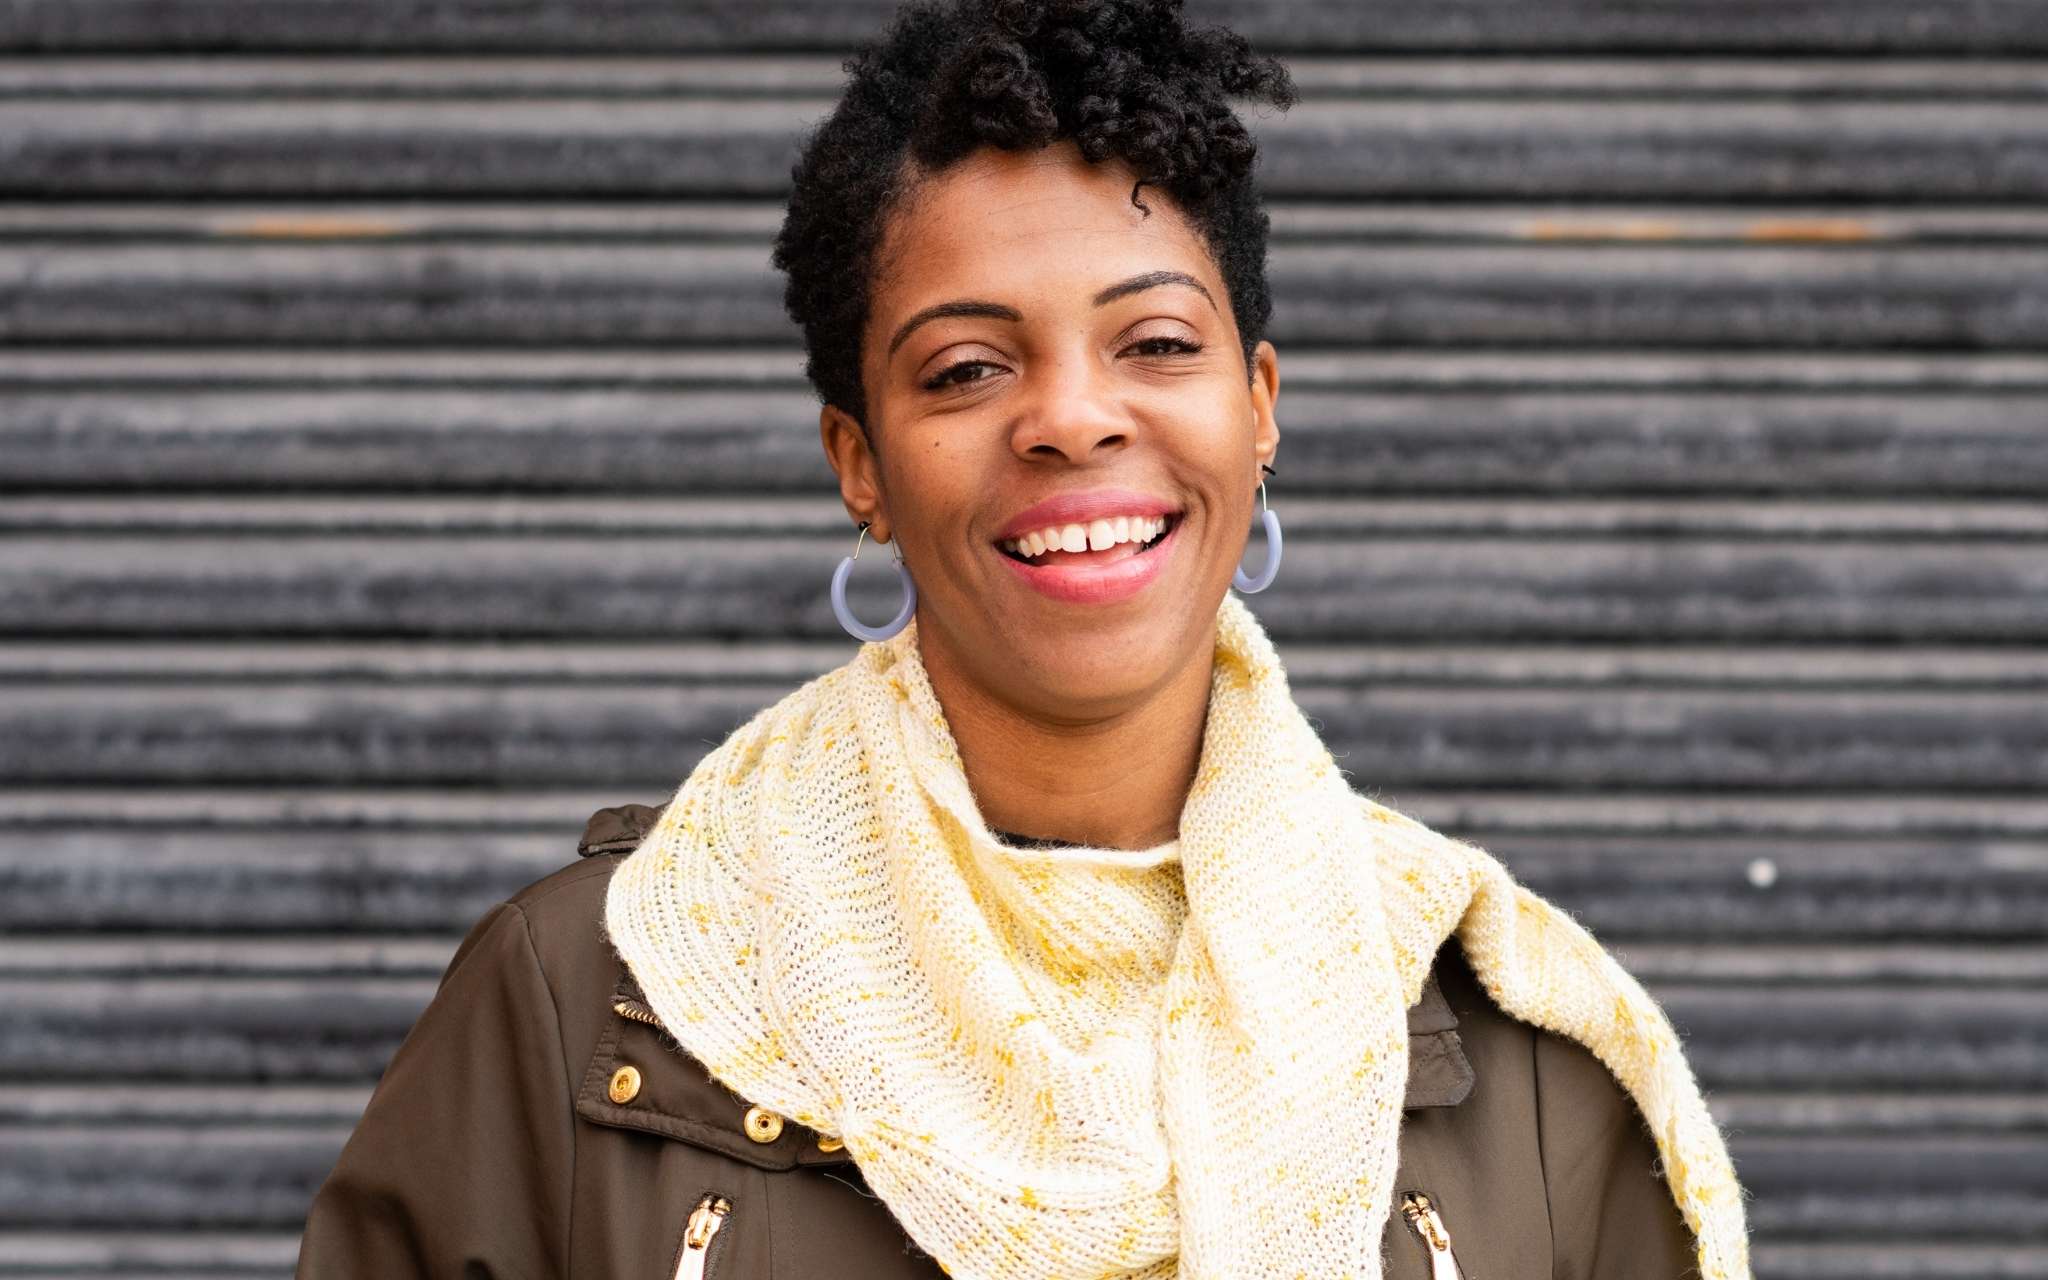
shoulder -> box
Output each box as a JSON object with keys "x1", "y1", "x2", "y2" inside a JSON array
[
  {"x1": 471, "y1": 795, "x2": 689, "y2": 999},
  {"x1": 503, "y1": 800, "x2": 660, "y2": 918},
  {"x1": 418, "y1": 802, "x2": 660, "y2": 1041},
  {"x1": 502, "y1": 849, "x2": 619, "y2": 935},
  {"x1": 488, "y1": 800, "x2": 663, "y2": 966}
]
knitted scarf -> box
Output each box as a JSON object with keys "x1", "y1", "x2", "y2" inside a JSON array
[{"x1": 603, "y1": 593, "x2": 1751, "y2": 1280}]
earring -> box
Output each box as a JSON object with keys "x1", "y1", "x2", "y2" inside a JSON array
[
  {"x1": 1232, "y1": 478, "x2": 1283, "y2": 594},
  {"x1": 830, "y1": 521, "x2": 917, "y2": 642}
]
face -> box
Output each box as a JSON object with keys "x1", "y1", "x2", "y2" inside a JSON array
[{"x1": 821, "y1": 140, "x2": 1280, "y2": 723}]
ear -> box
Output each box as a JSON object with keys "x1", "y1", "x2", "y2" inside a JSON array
[
  {"x1": 819, "y1": 403, "x2": 893, "y2": 541},
  {"x1": 1248, "y1": 339, "x2": 1281, "y2": 478}
]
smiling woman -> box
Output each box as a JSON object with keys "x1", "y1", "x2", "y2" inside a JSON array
[
  {"x1": 813, "y1": 138, "x2": 1282, "y2": 852},
  {"x1": 294, "y1": 2, "x2": 1752, "y2": 1279}
]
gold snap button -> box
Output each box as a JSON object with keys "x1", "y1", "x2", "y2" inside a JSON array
[
  {"x1": 815, "y1": 1134, "x2": 845, "y2": 1153},
  {"x1": 607, "y1": 1065, "x2": 642, "y2": 1105},
  {"x1": 743, "y1": 1105, "x2": 785, "y2": 1144}
]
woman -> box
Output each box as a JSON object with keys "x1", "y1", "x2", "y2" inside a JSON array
[{"x1": 296, "y1": 0, "x2": 1752, "y2": 1276}]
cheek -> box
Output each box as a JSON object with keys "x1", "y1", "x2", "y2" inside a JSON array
[
  {"x1": 885, "y1": 433, "x2": 985, "y2": 551},
  {"x1": 1150, "y1": 380, "x2": 1254, "y2": 473}
]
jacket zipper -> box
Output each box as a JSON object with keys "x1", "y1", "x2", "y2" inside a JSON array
[
  {"x1": 1398, "y1": 1191, "x2": 1464, "y2": 1280},
  {"x1": 624, "y1": 988, "x2": 731, "y2": 1280},
  {"x1": 613, "y1": 998, "x2": 664, "y2": 1028},
  {"x1": 672, "y1": 1192, "x2": 731, "y2": 1280}
]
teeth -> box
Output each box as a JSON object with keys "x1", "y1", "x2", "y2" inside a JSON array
[{"x1": 1000, "y1": 513, "x2": 1172, "y2": 560}]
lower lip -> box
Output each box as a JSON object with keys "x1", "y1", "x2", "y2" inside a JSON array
[{"x1": 994, "y1": 518, "x2": 1182, "y2": 605}]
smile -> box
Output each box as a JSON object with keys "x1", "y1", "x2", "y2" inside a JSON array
[
  {"x1": 992, "y1": 511, "x2": 1183, "y2": 605},
  {"x1": 999, "y1": 513, "x2": 1174, "y2": 565}
]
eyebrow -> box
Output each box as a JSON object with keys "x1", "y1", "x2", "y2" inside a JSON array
[
  {"x1": 887, "y1": 300, "x2": 1021, "y2": 359},
  {"x1": 1093, "y1": 269, "x2": 1216, "y2": 312},
  {"x1": 884, "y1": 270, "x2": 1218, "y2": 359}
]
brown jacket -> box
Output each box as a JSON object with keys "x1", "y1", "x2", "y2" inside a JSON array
[{"x1": 296, "y1": 802, "x2": 1699, "y2": 1280}]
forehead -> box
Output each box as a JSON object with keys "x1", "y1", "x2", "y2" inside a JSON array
[{"x1": 868, "y1": 142, "x2": 1218, "y2": 331}]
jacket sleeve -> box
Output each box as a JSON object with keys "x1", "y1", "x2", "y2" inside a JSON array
[
  {"x1": 295, "y1": 901, "x2": 575, "y2": 1280},
  {"x1": 1535, "y1": 1029, "x2": 1702, "y2": 1279}
]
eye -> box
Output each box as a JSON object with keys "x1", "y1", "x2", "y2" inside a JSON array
[
  {"x1": 1126, "y1": 335, "x2": 1203, "y2": 358},
  {"x1": 921, "y1": 360, "x2": 1004, "y2": 391}
]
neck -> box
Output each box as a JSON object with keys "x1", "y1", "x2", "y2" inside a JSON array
[{"x1": 915, "y1": 620, "x2": 1214, "y2": 851}]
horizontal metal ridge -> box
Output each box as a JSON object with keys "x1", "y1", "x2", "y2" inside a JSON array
[
  {"x1": 4, "y1": 55, "x2": 2048, "y2": 99},
  {"x1": 1753, "y1": 1243, "x2": 2048, "y2": 1279},
  {"x1": 7, "y1": 830, "x2": 2044, "y2": 937},
  {"x1": 9, "y1": 936, "x2": 2042, "y2": 984},
  {"x1": 0, "y1": 1232, "x2": 2022, "y2": 1278},
  {"x1": 1606, "y1": 943, "x2": 2048, "y2": 985},
  {"x1": 8, "y1": 387, "x2": 2048, "y2": 495},
  {"x1": 9, "y1": 346, "x2": 2048, "y2": 389},
  {"x1": 2, "y1": 0, "x2": 2045, "y2": 55},
  {"x1": 8, "y1": 976, "x2": 2040, "y2": 1087},
  {"x1": 11, "y1": 1132, "x2": 2047, "y2": 1235},
  {"x1": 4, "y1": 98, "x2": 2046, "y2": 200},
  {"x1": 0, "y1": 1229, "x2": 301, "y2": 1268},
  {"x1": 7, "y1": 495, "x2": 2047, "y2": 538},
  {"x1": 13, "y1": 973, "x2": 2043, "y2": 1021},
  {"x1": 7, "y1": 240, "x2": 2048, "y2": 348},
  {"x1": 3, "y1": 680, "x2": 2045, "y2": 786},
  {"x1": 10, "y1": 639, "x2": 2048, "y2": 688},
  {"x1": 15, "y1": 200, "x2": 2048, "y2": 244},
  {"x1": 0, "y1": 1083, "x2": 373, "y2": 1124},
  {"x1": 5, "y1": 1081, "x2": 2034, "y2": 1135},
  {"x1": 6, "y1": 537, "x2": 2043, "y2": 642},
  {"x1": 4, "y1": 786, "x2": 2044, "y2": 836},
  {"x1": 0, "y1": 936, "x2": 465, "y2": 976},
  {"x1": 1712, "y1": 1091, "x2": 2048, "y2": 1135}
]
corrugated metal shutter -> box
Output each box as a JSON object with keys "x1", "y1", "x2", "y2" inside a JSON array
[{"x1": 2, "y1": 2, "x2": 2045, "y2": 1275}]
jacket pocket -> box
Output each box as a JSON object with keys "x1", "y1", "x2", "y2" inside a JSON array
[
  {"x1": 669, "y1": 1191, "x2": 733, "y2": 1280},
  {"x1": 577, "y1": 967, "x2": 854, "y2": 1172},
  {"x1": 1398, "y1": 1191, "x2": 1467, "y2": 1280}
]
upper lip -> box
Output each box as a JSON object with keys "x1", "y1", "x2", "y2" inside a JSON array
[{"x1": 993, "y1": 488, "x2": 1181, "y2": 544}]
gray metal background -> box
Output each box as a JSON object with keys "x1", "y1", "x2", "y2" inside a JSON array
[{"x1": 2, "y1": 1, "x2": 2046, "y2": 1276}]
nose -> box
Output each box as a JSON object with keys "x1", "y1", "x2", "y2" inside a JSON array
[{"x1": 1008, "y1": 354, "x2": 1132, "y2": 463}]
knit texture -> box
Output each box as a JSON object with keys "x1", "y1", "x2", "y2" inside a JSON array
[{"x1": 604, "y1": 593, "x2": 1751, "y2": 1280}]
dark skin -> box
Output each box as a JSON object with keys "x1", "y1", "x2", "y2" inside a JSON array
[{"x1": 820, "y1": 140, "x2": 1281, "y2": 851}]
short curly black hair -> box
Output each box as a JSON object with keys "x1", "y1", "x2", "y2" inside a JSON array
[{"x1": 771, "y1": 0, "x2": 1297, "y2": 432}]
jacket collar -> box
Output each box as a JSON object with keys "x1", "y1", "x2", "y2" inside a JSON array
[{"x1": 578, "y1": 803, "x2": 1473, "y2": 1114}]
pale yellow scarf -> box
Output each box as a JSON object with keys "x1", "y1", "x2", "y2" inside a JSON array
[{"x1": 604, "y1": 593, "x2": 1751, "y2": 1279}]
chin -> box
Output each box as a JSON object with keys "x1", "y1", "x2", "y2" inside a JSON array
[{"x1": 999, "y1": 609, "x2": 1208, "y2": 716}]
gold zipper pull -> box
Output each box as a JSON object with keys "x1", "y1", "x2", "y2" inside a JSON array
[
  {"x1": 672, "y1": 1192, "x2": 732, "y2": 1280},
  {"x1": 613, "y1": 997, "x2": 665, "y2": 1027},
  {"x1": 1398, "y1": 1191, "x2": 1464, "y2": 1280}
]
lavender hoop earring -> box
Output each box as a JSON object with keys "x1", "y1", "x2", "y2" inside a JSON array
[
  {"x1": 831, "y1": 522, "x2": 917, "y2": 642},
  {"x1": 1232, "y1": 479, "x2": 1283, "y2": 594}
]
